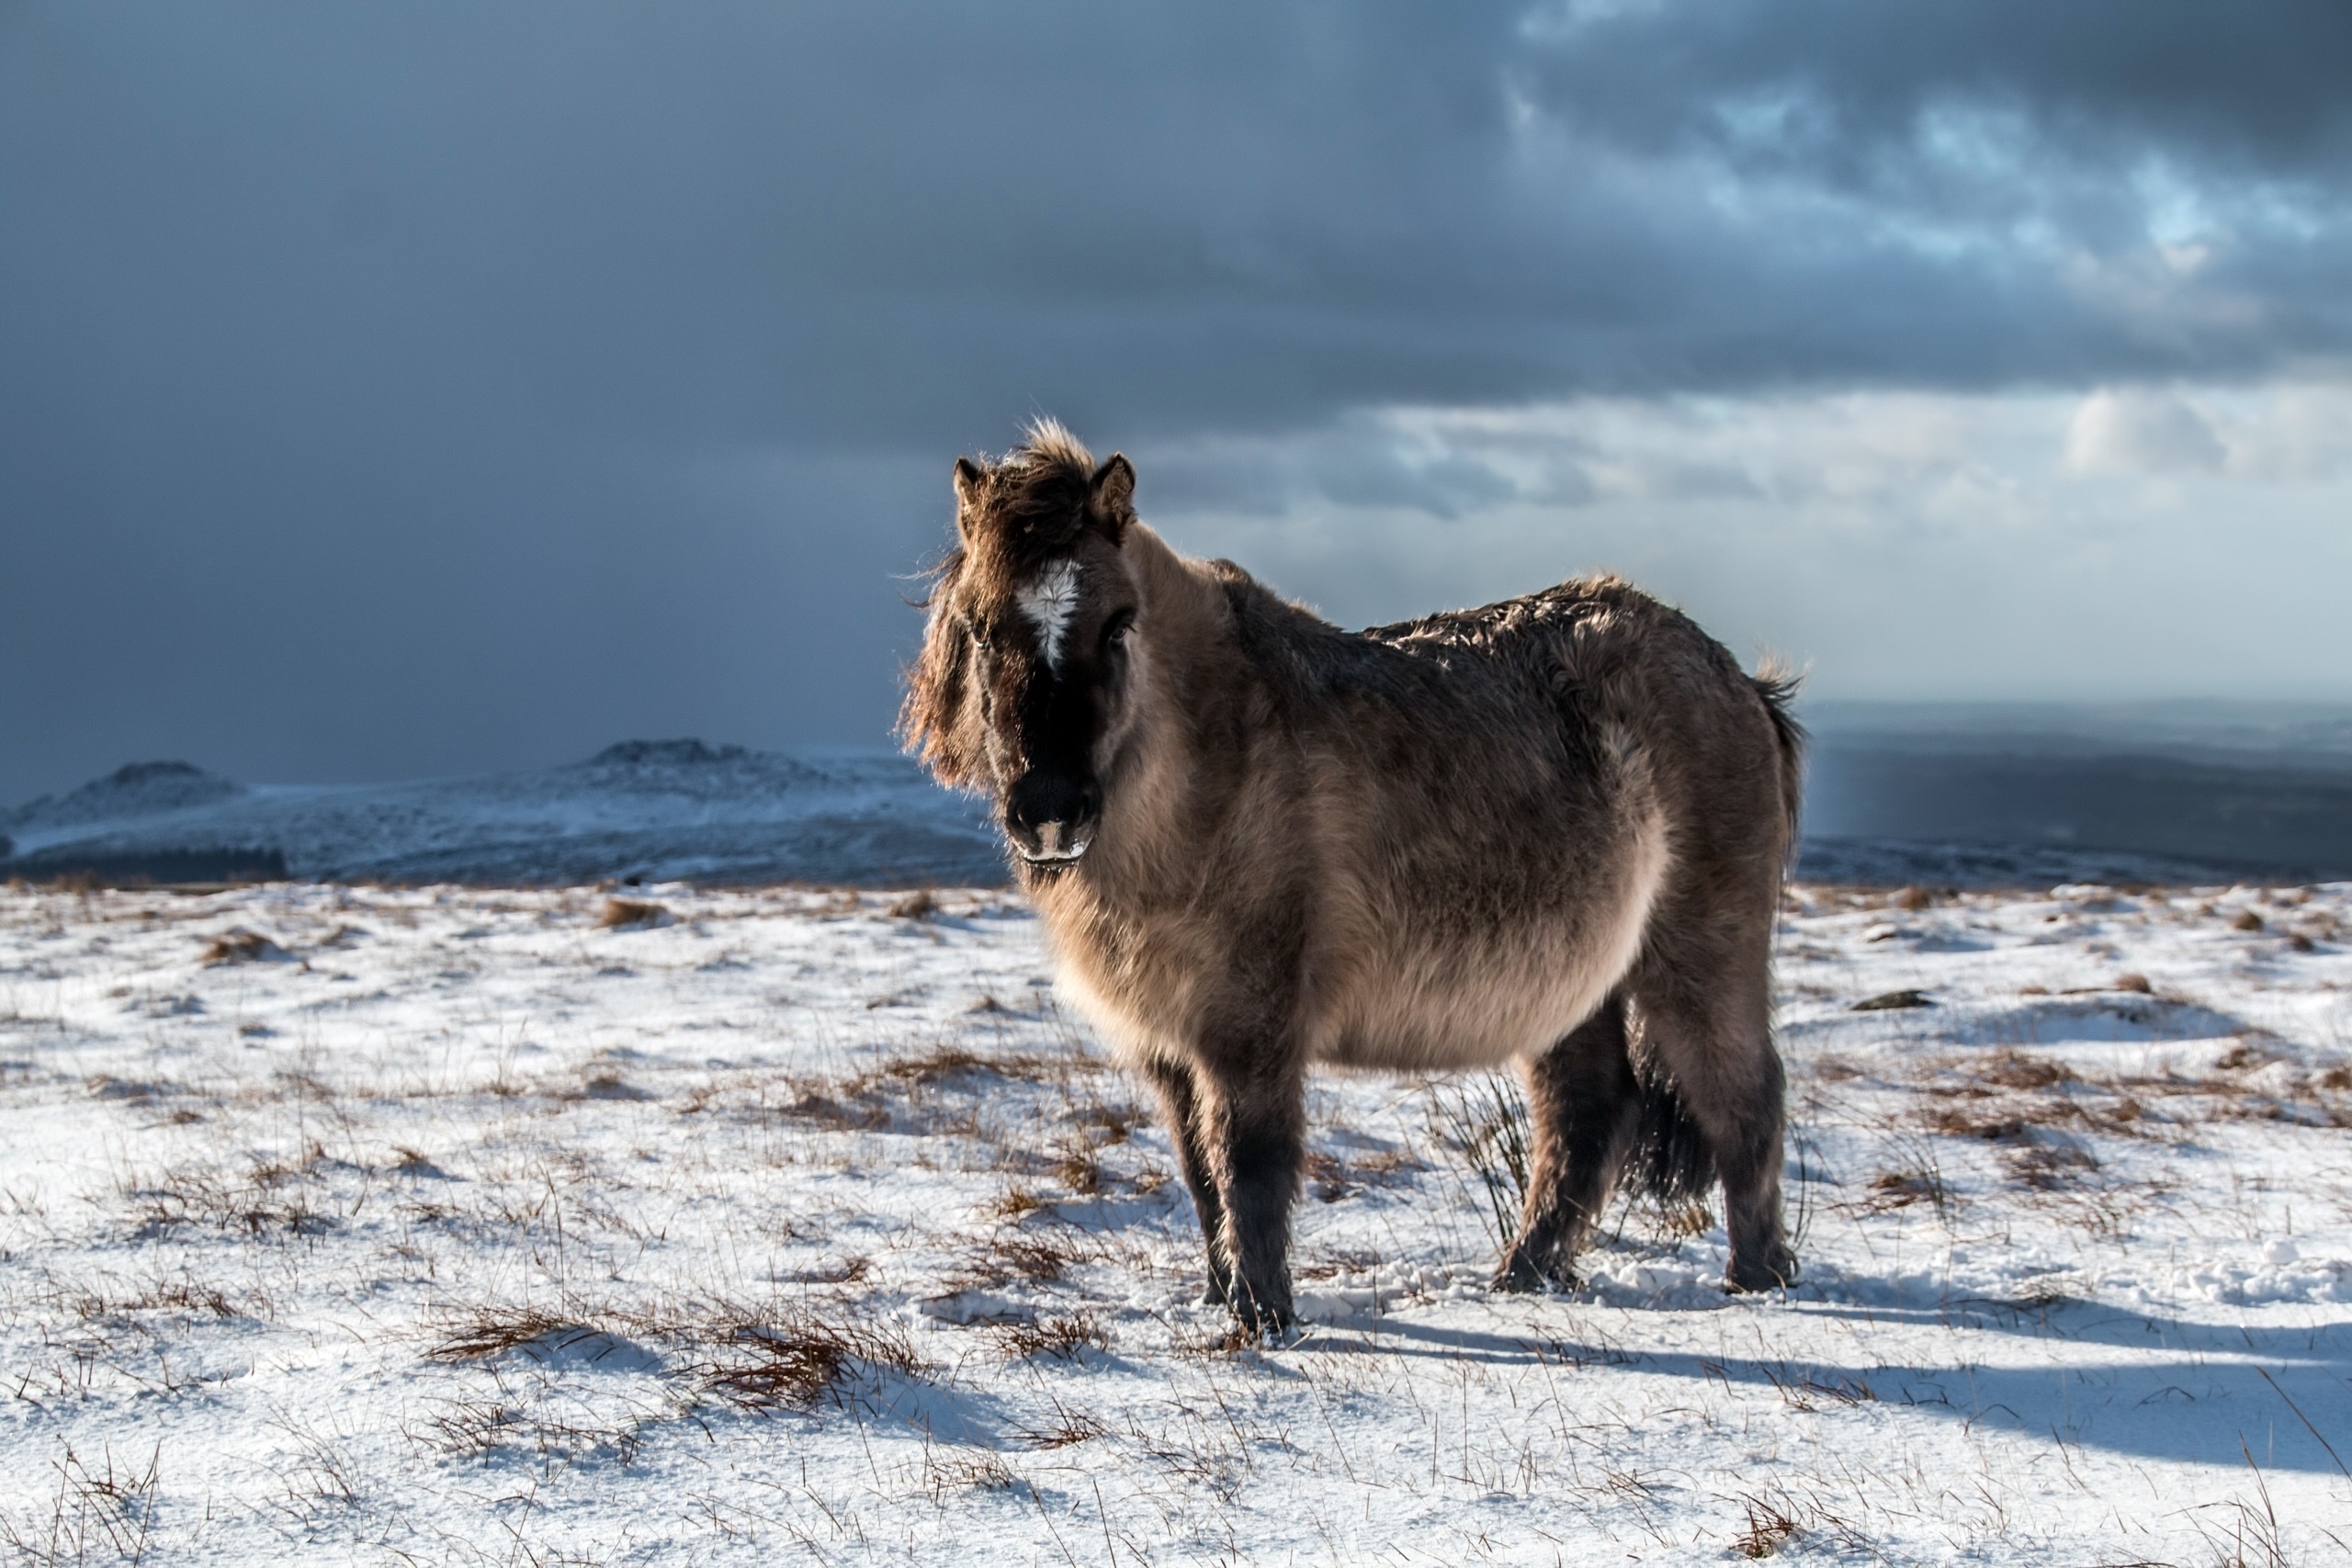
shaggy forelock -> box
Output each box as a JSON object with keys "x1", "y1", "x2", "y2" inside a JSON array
[{"x1": 958, "y1": 419, "x2": 1103, "y2": 593}]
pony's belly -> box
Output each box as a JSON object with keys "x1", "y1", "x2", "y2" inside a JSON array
[{"x1": 1311, "y1": 931, "x2": 1619, "y2": 1072}]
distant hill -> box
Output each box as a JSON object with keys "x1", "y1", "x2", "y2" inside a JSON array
[
  {"x1": 9, "y1": 712, "x2": 2351, "y2": 890},
  {"x1": 0, "y1": 741, "x2": 1003, "y2": 887}
]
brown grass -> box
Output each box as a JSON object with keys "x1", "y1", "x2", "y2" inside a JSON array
[
  {"x1": 1862, "y1": 1171, "x2": 1943, "y2": 1213},
  {"x1": 425, "y1": 1305, "x2": 583, "y2": 1361},
  {"x1": 956, "y1": 1230, "x2": 1087, "y2": 1290},
  {"x1": 599, "y1": 898, "x2": 668, "y2": 930},
  {"x1": 1978, "y1": 1050, "x2": 2078, "y2": 1091},
  {"x1": 984, "y1": 1185, "x2": 1049, "y2": 1220},
  {"x1": 1048, "y1": 1138, "x2": 1102, "y2": 1195},
  {"x1": 694, "y1": 1316, "x2": 922, "y2": 1411},
  {"x1": 776, "y1": 1085, "x2": 891, "y2": 1130},
  {"x1": 921, "y1": 1450, "x2": 1019, "y2": 1497},
  {"x1": 1012, "y1": 1407, "x2": 1110, "y2": 1450},
  {"x1": 988, "y1": 1310, "x2": 1110, "y2": 1361},
  {"x1": 119, "y1": 1156, "x2": 337, "y2": 1239},
  {"x1": 200, "y1": 931, "x2": 289, "y2": 965},
  {"x1": 1851, "y1": 988, "x2": 1931, "y2": 1012}
]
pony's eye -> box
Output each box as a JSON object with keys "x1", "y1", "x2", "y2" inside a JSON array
[{"x1": 1102, "y1": 611, "x2": 1136, "y2": 649}]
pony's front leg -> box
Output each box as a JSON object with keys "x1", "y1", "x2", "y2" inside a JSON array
[
  {"x1": 1199, "y1": 1057, "x2": 1306, "y2": 1337},
  {"x1": 1139, "y1": 1057, "x2": 1233, "y2": 1306}
]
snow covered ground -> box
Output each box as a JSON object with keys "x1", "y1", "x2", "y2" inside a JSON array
[{"x1": 2, "y1": 877, "x2": 2348, "y2": 1565}]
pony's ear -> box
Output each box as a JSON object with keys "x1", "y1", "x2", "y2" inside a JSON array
[
  {"x1": 1089, "y1": 454, "x2": 1136, "y2": 543},
  {"x1": 953, "y1": 457, "x2": 986, "y2": 543}
]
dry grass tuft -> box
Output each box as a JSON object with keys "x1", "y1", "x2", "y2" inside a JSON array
[
  {"x1": 2233, "y1": 908, "x2": 2266, "y2": 932},
  {"x1": 201, "y1": 930, "x2": 290, "y2": 965},
  {"x1": 599, "y1": 898, "x2": 669, "y2": 930},
  {"x1": 1851, "y1": 988, "x2": 1931, "y2": 1012},
  {"x1": 1735, "y1": 1493, "x2": 1804, "y2": 1557},
  {"x1": 984, "y1": 1185, "x2": 1049, "y2": 1220},
  {"x1": 1979, "y1": 1050, "x2": 2078, "y2": 1091},
  {"x1": 1048, "y1": 1138, "x2": 1102, "y2": 1195},
  {"x1": 777, "y1": 1085, "x2": 891, "y2": 1131},
  {"x1": 694, "y1": 1315, "x2": 922, "y2": 1412},
  {"x1": 574, "y1": 1071, "x2": 651, "y2": 1102},
  {"x1": 988, "y1": 1310, "x2": 1110, "y2": 1361},
  {"x1": 426, "y1": 1305, "x2": 582, "y2": 1362},
  {"x1": 1070, "y1": 1097, "x2": 1141, "y2": 1144},
  {"x1": 1013, "y1": 1408, "x2": 1110, "y2": 1450},
  {"x1": 860, "y1": 1045, "x2": 1072, "y2": 1090},
  {"x1": 1428, "y1": 1075, "x2": 1532, "y2": 1250},
  {"x1": 1863, "y1": 1171, "x2": 1943, "y2": 1212},
  {"x1": 0, "y1": 1442, "x2": 162, "y2": 1564},
  {"x1": 886, "y1": 889, "x2": 938, "y2": 919},
  {"x1": 922, "y1": 1450, "x2": 1019, "y2": 1497},
  {"x1": 67, "y1": 1272, "x2": 244, "y2": 1324},
  {"x1": 958, "y1": 1229, "x2": 1086, "y2": 1290},
  {"x1": 1305, "y1": 1151, "x2": 1352, "y2": 1202},
  {"x1": 119, "y1": 1158, "x2": 337, "y2": 1238}
]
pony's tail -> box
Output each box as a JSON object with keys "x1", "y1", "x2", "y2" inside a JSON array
[
  {"x1": 1750, "y1": 658, "x2": 1808, "y2": 863},
  {"x1": 1629, "y1": 1055, "x2": 1715, "y2": 1206}
]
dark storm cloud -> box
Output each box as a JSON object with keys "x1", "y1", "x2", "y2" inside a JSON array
[{"x1": 4, "y1": 1, "x2": 2348, "y2": 796}]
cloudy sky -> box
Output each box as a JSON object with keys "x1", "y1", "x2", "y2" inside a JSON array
[{"x1": 6, "y1": 1, "x2": 2349, "y2": 798}]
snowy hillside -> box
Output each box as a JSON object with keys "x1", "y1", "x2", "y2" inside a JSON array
[
  {"x1": 5, "y1": 739, "x2": 2324, "y2": 894},
  {"x1": 2, "y1": 877, "x2": 2346, "y2": 1563},
  {"x1": 0, "y1": 741, "x2": 1003, "y2": 888}
]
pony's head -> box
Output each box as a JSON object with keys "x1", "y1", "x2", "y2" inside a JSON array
[{"x1": 900, "y1": 422, "x2": 1144, "y2": 871}]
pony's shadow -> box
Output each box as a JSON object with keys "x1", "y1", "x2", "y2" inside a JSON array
[{"x1": 1295, "y1": 1303, "x2": 2352, "y2": 1475}]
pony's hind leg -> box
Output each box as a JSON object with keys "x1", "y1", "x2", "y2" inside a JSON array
[
  {"x1": 1495, "y1": 991, "x2": 1641, "y2": 1292},
  {"x1": 1628, "y1": 955, "x2": 1795, "y2": 1292},
  {"x1": 1140, "y1": 1057, "x2": 1233, "y2": 1306}
]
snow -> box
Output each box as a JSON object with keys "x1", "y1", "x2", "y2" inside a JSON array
[{"x1": 2, "y1": 877, "x2": 2348, "y2": 1563}]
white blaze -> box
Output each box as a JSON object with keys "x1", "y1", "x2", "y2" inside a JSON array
[{"x1": 1015, "y1": 560, "x2": 1082, "y2": 673}]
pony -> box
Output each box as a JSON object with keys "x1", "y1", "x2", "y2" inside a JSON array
[{"x1": 902, "y1": 423, "x2": 1803, "y2": 1334}]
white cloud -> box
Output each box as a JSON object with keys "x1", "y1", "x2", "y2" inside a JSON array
[
  {"x1": 2064, "y1": 388, "x2": 2226, "y2": 473},
  {"x1": 1136, "y1": 380, "x2": 2352, "y2": 704}
]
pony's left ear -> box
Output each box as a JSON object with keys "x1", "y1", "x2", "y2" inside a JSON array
[
  {"x1": 953, "y1": 457, "x2": 987, "y2": 545},
  {"x1": 1089, "y1": 455, "x2": 1135, "y2": 543}
]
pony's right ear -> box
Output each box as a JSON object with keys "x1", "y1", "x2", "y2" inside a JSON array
[
  {"x1": 953, "y1": 457, "x2": 986, "y2": 543},
  {"x1": 1089, "y1": 454, "x2": 1136, "y2": 544}
]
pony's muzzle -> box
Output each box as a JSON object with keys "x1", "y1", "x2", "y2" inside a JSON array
[{"x1": 1006, "y1": 771, "x2": 1101, "y2": 865}]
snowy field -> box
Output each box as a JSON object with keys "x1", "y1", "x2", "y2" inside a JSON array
[{"x1": 2, "y1": 879, "x2": 2348, "y2": 1566}]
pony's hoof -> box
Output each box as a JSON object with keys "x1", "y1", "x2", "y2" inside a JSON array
[
  {"x1": 1227, "y1": 1291, "x2": 1295, "y2": 1341},
  {"x1": 1725, "y1": 1251, "x2": 1799, "y2": 1293},
  {"x1": 1490, "y1": 1258, "x2": 1570, "y2": 1295}
]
